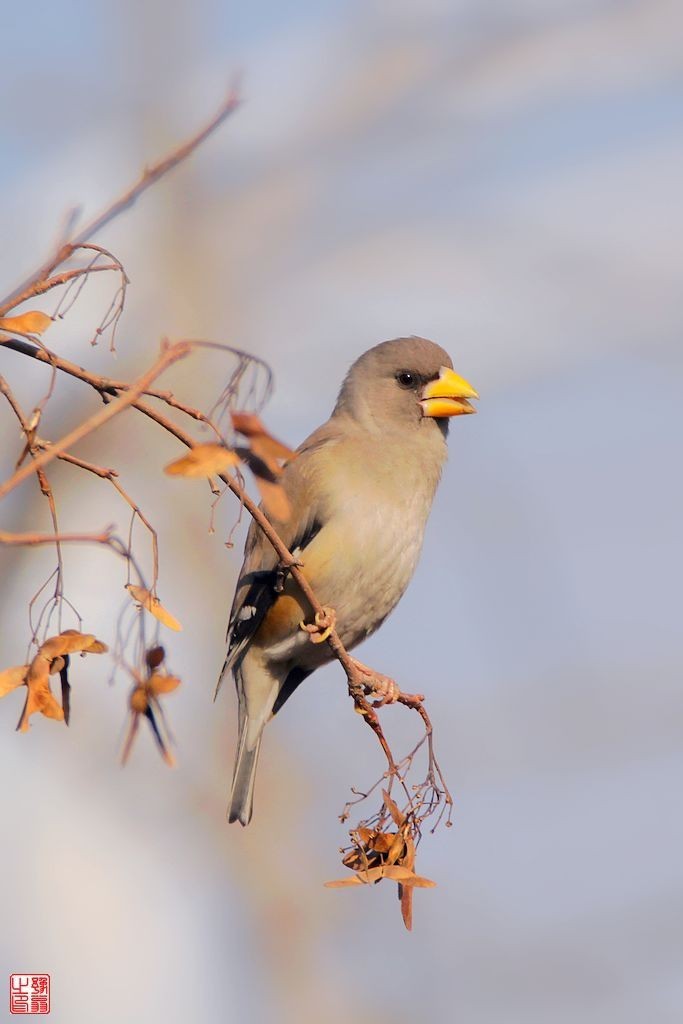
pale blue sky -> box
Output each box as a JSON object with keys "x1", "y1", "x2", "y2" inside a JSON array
[{"x1": 1, "y1": 2, "x2": 682, "y2": 1022}]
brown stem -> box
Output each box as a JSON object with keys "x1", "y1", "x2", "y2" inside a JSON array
[
  {"x1": 0, "y1": 89, "x2": 241, "y2": 318},
  {"x1": 0, "y1": 342, "x2": 191, "y2": 500}
]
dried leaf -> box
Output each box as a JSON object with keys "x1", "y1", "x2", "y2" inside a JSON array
[
  {"x1": 17, "y1": 657, "x2": 64, "y2": 732},
  {"x1": 386, "y1": 831, "x2": 406, "y2": 865},
  {"x1": 231, "y1": 411, "x2": 296, "y2": 470},
  {"x1": 251, "y1": 435, "x2": 296, "y2": 470},
  {"x1": 382, "y1": 789, "x2": 405, "y2": 828},
  {"x1": 146, "y1": 646, "x2": 165, "y2": 670},
  {"x1": 126, "y1": 585, "x2": 182, "y2": 631},
  {"x1": 164, "y1": 444, "x2": 239, "y2": 478},
  {"x1": 0, "y1": 310, "x2": 52, "y2": 335},
  {"x1": 400, "y1": 885, "x2": 413, "y2": 931},
  {"x1": 130, "y1": 687, "x2": 149, "y2": 713},
  {"x1": 324, "y1": 876, "x2": 364, "y2": 888},
  {"x1": 399, "y1": 875, "x2": 437, "y2": 888},
  {"x1": 230, "y1": 411, "x2": 266, "y2": 436},
  {"x1": 82, "y1": 638, "x2": 108, "y2": 654},
  {"x1": 356, "y1": 866, "x2": 388, "y2": 884},
  {"x1": 0, "y1": 665, "x2": 28, "y2": 697},
  {"x1": 147, "y1": 673, "x2": 181, "y2": 695},
  {"x1": 381, "y1": 865, "x2": 420, "y2": 882},
  {"x1": 403, "y1": 832, "x2": 416, "y2": 871},
  {"x1": 41, "y1": 631, "x2": 99, "y2": 659},
  {"x1": 8, "y1": 632, "x2": 107, "y2": 731}
]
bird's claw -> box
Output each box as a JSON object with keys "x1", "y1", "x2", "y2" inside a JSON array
[
  {"x1": 299, "y1": 606, "x2": 337, "y2": 644},
  {"x1": 274, "y1": 557, "x2": 304, "y2": 593},
  {"x1": 350, "y1": 658, "x2": 401, "y2": 706}
]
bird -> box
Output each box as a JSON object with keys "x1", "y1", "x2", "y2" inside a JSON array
[{"x1": 216, "y1": 336, "x2": 478, "y2": 825}]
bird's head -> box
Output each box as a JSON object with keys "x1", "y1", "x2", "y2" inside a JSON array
[{"x1": 334, "y1": 336, "x2": 478, "y2": 435}]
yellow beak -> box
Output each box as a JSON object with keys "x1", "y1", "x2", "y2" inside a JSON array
[{"x1": 420, "y1": 366, "x2": 479, "y2": 418}]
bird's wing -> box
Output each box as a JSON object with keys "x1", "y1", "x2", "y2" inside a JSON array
[{"x1": 217, "y1": 417, "x2": 344, "y2": 689}]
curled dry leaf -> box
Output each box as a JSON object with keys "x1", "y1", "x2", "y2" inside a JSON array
[
  {"x1": 40, "y1": 630, "x2": 109, "y2": 659},
  {"x1": 1, "y1": 631, "x2": 108, "y2": 732},
  {"x1": 164, "y1": 443, "x2": 240, "y2": 479},
  {"x1": 146, "y1": 645, "x2": 165, "y2": 670},
  {"x1": 18, "y1": 657, "x2": 63, "y2": 732},
  {"x1": 0, "y1": 310, "x2": 52, "y2": 335},
  {"x1": 327, "y1": 788, "x2": 436, "y2": 930},
  {"x1": 0, "y1": 665, "x2": 29, "y2": 698},
  {"x1": 125, "y1": 584, "x2": 182, "y2": 631},
  {"x1": 148, "y1": 673, "x2": 181, "y2": 695},
  {"x1": 231, "y1": 411, "x2": 296, "y2": 470},
  {"x1": 121, "y1": 648, "x2": 181, "y2": 768},
  {"x1": 130, "y1": 687, "x2": 149, "y2": 714},
  {"x1": 231, "y1": 411, "x2": 296, "y2": 520}
]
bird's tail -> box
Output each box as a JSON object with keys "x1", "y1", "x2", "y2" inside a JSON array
[{"x1": 228, "y1": 719, "x2": 263, "y2": 826}]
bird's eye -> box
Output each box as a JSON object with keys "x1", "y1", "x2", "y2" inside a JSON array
[{"x1": 396, "y1": 371, "x2": 417, "y2": 389}]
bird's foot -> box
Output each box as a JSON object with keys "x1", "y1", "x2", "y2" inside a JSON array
[
  {"x1": 274, "y1": 557, "x2": 304, "y2": 593},
  {"x1": 350, "y1": 658, "x2": 401, "y2": 707},
  {"x1": 299, "y1": 606, "x2": 337, "y2": 644}
]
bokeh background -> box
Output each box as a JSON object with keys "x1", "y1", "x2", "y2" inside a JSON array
[{"x1": 1, "y1": 1, "x2": 682, "y2": 1021}]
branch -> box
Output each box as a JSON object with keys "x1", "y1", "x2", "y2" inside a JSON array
[
  {"x1": 0, "y1": 341, "x2": 191, "y2": 500},
  {"x1": 0, "y1": 89, "x2": 241, "y2": 318},
  {"x1": 0, "y1": 527, "x2": 114, "y2": 546}
]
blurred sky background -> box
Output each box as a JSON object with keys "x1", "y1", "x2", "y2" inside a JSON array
[{"x1": 1, "y1": 1, "x2": 682, "y2": 1022}]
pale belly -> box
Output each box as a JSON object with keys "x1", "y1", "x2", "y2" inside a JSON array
[{"x1": 264, "y1": 490, "x2": 430, "y2": 667}]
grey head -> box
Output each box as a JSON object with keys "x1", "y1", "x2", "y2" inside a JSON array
[{"x1": 333, "y1": 336, "x2": 476, "y2": 436}]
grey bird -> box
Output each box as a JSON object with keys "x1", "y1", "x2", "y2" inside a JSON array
[{"x1": 216, "y1": 336, "x2": 478, "y2": 825}]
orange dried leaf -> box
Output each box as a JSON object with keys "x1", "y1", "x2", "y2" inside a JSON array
[
  {"x1": 40, "y1": 631, "x2": 99, "y2": 659},
  {"x1": 403, "y1": 833, "x2": 416, "y2": 871},
  {"x1": 400, "y1": 885, "x2": 413, "y2": 931},
  {"x1": 324, "y1": 876, "x2": 363, "y2": 888},
  {"x1": 386, "y1": 833, "x2": 406, "y2": 864},
  {"x1": 129, "y1": 687, "x2": 149, "y2": 714},
  {"x1": 82, "y1": 637, "x2": 108, "y2": 654},
  {"x1": 381, "y1": 865, "x2": 419, "y2": 882},
  {"x1": 231, "y1": 411, "x2": 296, "y2": 466},
  {"x1": 0, "y1": 310, "x2": 52, "y2": 335},
  {"x1": 126, "y1": 585, "x2": 182, "y2": 631},
  {"x1": 356, "y1": 866, "x2": 387, "y2": 884},
  {"x1": 382, "y1": 789, "x2": 405, "y2": 828},
  {"x1": 251, "y1": 434, "x2": 296, "y2": 467},
  {"x1": 0, "y1": 665, "x2": 28, "y2": 697},
  {"x1": 230, "y1": 411, "x2": 267, "y2": 437},
  {"x1": 164, "y1": 444, "x2": 239, "y2": 478},
  {"x1": 148, "y1": 673, "x2": 181, "y2": 695},
  {"x1": 400, "y1": 875, "x2": 437, "y2": 889},
  {"x1": 146, "y1": 646, "x2": 165, "y2": 670},
  {"x1": 17, "y1": 657, "x2": 64, "y2": 732}
]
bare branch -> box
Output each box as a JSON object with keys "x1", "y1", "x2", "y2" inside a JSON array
[
  {"x1": 0, "y1": 341, "x2": 191, "y2": 500},
  {"x1": 0, "y1": 527, "x2": 114, "y2": 546},
  {"x1": 0, "y1": 88, "x2": 241, "y2": 318}
]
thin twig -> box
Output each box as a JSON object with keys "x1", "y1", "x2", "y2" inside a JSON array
[
  {"x1": 0, "y1": 341, "x2": 191, "y2": 500},
  {"x1": 0, "y1": 89, "x2": 241, "y2": 318}
]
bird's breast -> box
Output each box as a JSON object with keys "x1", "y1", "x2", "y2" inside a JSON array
[{"x1": 254, "y1": 431, "x2": 444, "y2": 664}]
